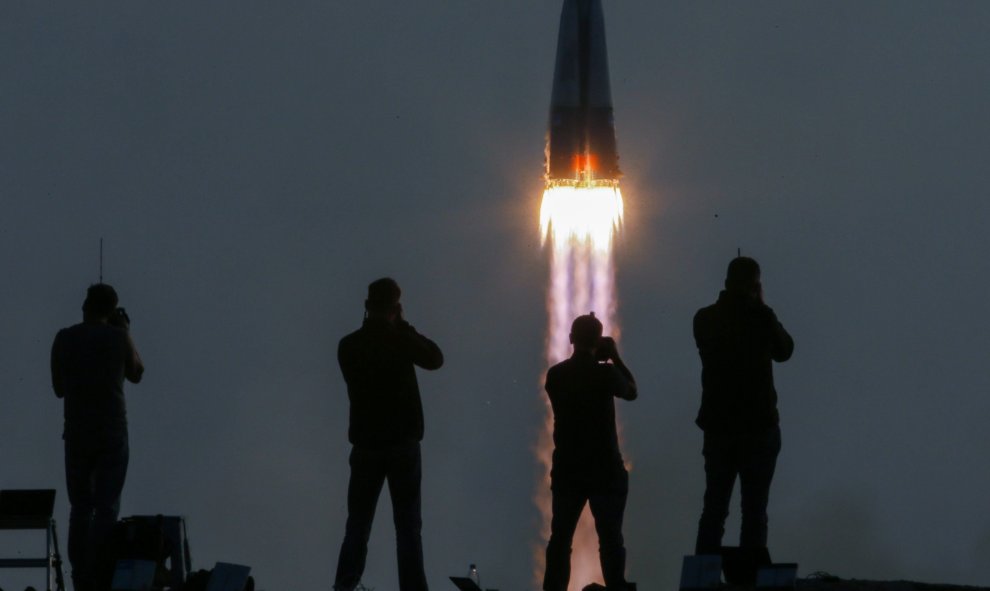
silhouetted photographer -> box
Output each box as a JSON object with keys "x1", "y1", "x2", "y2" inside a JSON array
[
  {"x1": 543, "y1": 313, "x2": 637, "y2": 591},
  {"x1": 333, "y1": 278, "x2": 443, "y2": 591},
  {"x1": 693, "y1": 257, "x2": 794, "y2": 569},
  {"x1": 50, "y1": 283, "x2": 144, "y2": 591}
]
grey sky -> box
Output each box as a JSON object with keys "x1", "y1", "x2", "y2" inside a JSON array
[{"x1": 2, "y1": 2, "x2": 989, "y2": 590}]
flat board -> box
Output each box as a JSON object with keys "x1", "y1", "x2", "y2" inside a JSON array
[{"x1": 206, "y1": 562, "x2": 252, "y2": 591}]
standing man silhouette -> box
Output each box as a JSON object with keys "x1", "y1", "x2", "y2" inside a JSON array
[
  {"x1": 334, "y1": 278, "x2": 444, "y2": 591},
  {"x1": 51, "y1": 283, "x2": 144, "y2": 591},
  {"x1": 693, "y1": 257, "x2": 794, "y2": 563},
  {"x1": 543, "y1": 313, "x2": 637, "y2": 591}
]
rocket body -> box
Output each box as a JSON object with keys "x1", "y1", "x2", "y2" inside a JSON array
[{"x1": 546, "y1": 0, "x2": 620, "y2": 182}]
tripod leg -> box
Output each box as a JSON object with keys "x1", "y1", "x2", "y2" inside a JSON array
[{"x1": 50, "y1": 519, "x2": 67, "y2": 591}]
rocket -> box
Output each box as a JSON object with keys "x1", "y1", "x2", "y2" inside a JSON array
[{"x1": 546, "y1": 0, "x2": 620, "y2": 182}]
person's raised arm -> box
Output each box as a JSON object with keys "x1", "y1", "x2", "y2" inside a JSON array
[
  {"x1": 125, "y1": 332, "x2": 145, "y2": 384},
  {"x1": 763, "y1": 306, "x2": 794, "y2": 362},
  {"x1": 51, "y1": 332, "x2": 65, "y2": 398},
  {"x1": 397, "y1": 320, "x2": 443, "y2": 370},
  {"x1": 600, "y1": 337, "x2": 637, "y2": 400}
]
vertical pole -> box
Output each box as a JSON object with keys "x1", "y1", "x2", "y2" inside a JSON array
[{"x1": 47, "y1": 519, "x2": 53, "y2": 591}]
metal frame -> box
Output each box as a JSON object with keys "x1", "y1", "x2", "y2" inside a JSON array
[{"x1": 0, "y1": 516, "x2": 66, "y2": 591}]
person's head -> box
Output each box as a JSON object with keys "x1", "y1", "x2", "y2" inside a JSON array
[
  {"x1": 569, "y1": 312, "x2": 603, "y2": 353},
  {"x1": 725, "y1": 256, "x2": 761, "y2": 300},
  {"x1": 82, "y1": 283, "x2": 119, "y2": 321},
  {"x1": 365, "y1": 277, "x2": 402, "y2": 321}
]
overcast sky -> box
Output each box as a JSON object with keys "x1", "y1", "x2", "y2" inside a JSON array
[{"x1": 3, "y1": 2, "x2": 990, "y2": 590}]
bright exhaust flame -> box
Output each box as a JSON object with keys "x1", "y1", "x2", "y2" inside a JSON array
[
  {"x1": 536, "y1": 178, "x2": 624, "y2": 591},
  {"x1": 541, "y1": 181, "x2": 624, "y2": 252}
]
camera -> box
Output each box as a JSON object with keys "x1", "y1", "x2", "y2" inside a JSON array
[
  {"x1": 108, "y1": 307, "x2": 131, "y2": 329},
  {"x1": 595, "y1": 336, "x2": 615, "y2": 362}
]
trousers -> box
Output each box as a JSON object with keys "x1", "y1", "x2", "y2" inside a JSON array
[
  {"x1": 65, "y1": 434, "x2": 129, "y2": 591},
  {"x1": 544, "y1": 468, "x2": 629, "y2": 591},
  {"x1": 695, "y1": 426, "x2": 781, "y2": 554},
  {"x1": 335, "y1": 442, "x2": 427, "y2": 591}
]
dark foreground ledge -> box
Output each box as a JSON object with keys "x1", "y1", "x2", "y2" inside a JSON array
[{"x1": 791, "y1": 578, "x2": 989, "y2": 591}]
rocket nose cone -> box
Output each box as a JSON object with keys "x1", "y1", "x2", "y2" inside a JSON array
[{"x1": 549, "y1": 0, "x2": 613, "y2": 109}]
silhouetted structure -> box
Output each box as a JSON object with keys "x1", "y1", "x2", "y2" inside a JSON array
[
  {"x1": 50, "y1": 283, "x2": 144, "y2": 591},
  {"x1": 109, "y1": 515, "x2": 191, "y2": 589},
  {"x1": 693, "y1": 257, "x2": 793, "y2": 562},
  {"x1": 0, "y1": 489, "x2": 65, "y2": 591},
  {"x1": 543, "y1": 314, "x2": 637, "y2": 591},
  {"x1": 333, "y1": 278, "x2": 444, "y2": 591}
]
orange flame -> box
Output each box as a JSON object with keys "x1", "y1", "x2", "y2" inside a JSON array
[{"x1": 570, "y1": 154, "x2": 600, "y2": 175}]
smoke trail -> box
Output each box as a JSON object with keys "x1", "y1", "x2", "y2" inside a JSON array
[{"x1": 537, "y1": 182, "x2": 623, "y2": 591}]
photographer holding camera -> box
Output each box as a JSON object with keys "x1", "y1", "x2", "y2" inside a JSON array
[
  {"x1": 51, "y1": 283, "x2": 144, "y2": 591},
  {"x1": 693, "y1": 257, "x2": 793, "y2": 570},
  {"x1": 543, "y1": 313, "x2": 637, "y2": 591},
  {"x1": 333, "y1": 278, "x2": 443, "y2": 591}
]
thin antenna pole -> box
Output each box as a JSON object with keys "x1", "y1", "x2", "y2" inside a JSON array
[
  {"x1": 100, "y1": 238, "x2": 104, "y2": 283},
  {"x1": 737, "y1": 247, "x2": 741, "y2": 257}
]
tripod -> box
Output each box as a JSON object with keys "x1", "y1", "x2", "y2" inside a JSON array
[{"x1": 50, "y1": 520, "x2": 66, "y2": 591}]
